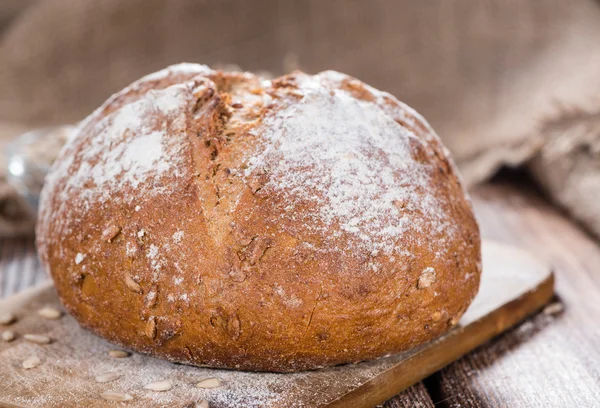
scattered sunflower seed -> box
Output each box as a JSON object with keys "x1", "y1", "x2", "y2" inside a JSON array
[
  {"x1": 195, "y1": 377, "x2": 222, "y2": 389},
  {"x1": 95, "y1": 372, "x2": 122, "y2": 383},
  {"x1": 23, "y1": 334, "x2": 52, "y2": 345},
  {"x1": 108, "y1": 350, "x2": 131, "y2": 358},
  {"x1": 0, "y1": 312, "x2": 16, "y2": 325},
  {"x1": 100, "y1": 391, "x2": 133, "y2": 402},
  {"x1": 144, "y1": 379, "x2": 172, "y2": 392},
  {"x1": 1, "y1": 330, "x2": 16, "y2": 342},
  {"x1": 22, "y1": 356, "x2": 41, "y2": 369},
  {"x1": 38, "y1": 306, "x2": 63, "y2": 320}
]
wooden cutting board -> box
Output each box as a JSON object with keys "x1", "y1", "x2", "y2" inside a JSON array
[{"x1": 0, "y1": 241, "x2": 554, "y2": 408}]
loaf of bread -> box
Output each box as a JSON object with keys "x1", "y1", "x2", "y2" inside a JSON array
[{"x1": 36, "y1": 64, "x2": 481, "y2": 372}]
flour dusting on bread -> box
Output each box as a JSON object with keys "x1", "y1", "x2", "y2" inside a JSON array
[
  {"x1": 244, "y1": 72, "x2": 454, "y2": 254},
  {"x1": 48, "y1": 85, "x2": 190, "y2": 205}
]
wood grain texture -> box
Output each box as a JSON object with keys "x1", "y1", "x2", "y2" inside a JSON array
[
  {"x1": 383, "y1": 385, "x2": 434, "y2": 408},
  {"x1": 428, "y1": 182, "x2": 600, "y2": 408}
]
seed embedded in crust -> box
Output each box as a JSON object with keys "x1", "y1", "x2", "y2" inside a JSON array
[
  {"x1": 196, "y1": 401, "x2": 210, "y2": 408},
  {"x1": 95, "y1": 372, "x2": 122, "y2": 383},
  {"x1": 145, "y1": 317, "x2": 156, "y2": 339},
  {"x1": 38, "y1": 306, "x2": 63, "y2": 320},
  {"x1": 1, "y1": 330, "x2": 16, "y2": 342},
  {"x1": 144, "y1": 286, "x2": 158, "y2": 308},
  {"x1": 392, "y1": 199, "x2": 407, "y2": 210},
  {"x1": 417, "y1": 267, "x2": 437, "y2": 289},
  {"x1": 431, "y1": 311, "x2": 443, "y2": 322},
  {"x1": 124, "y1": 274, "x2": 142, "y2": 293},
  {"x1": 24, "y1": 334, "x2": 52, "y2": 345},
  {"x1": 144, "y1": 379, "x2": 173, "y2": 392},
  {"x1": 101, "y1": 391, "x2": 134, "y2": 402},
  {"x1": 226, "y1": 313, "x2": 241, "y2": 340},
  {"x1": 102, "y1": 224, "x2": 122, "y2": 242},
  {"x1": 22, "y1": 356, "x2": 41, "y2": 369},
  {"x1": 0, "y1": 312, "x2": 16, "y2": 325},
  {"x1": 108, "y1": 350, "x2": 131, "y2": 358},
  {"x1": 196, "y1": 377, "x2": 222, "y2": 389}
]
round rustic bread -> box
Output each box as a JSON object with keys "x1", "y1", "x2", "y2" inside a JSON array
[{"x1": 36, "y1": 63, "x2": 481, "y2": 372}]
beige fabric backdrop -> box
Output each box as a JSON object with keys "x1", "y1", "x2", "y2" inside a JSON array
[{"x1": 2, "y1": 0, "x2": 600, "y2": 237}]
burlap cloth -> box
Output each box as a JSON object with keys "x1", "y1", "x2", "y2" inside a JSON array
[{"x1": 1, "y1": 0, "x2": 600, "y2": 237}]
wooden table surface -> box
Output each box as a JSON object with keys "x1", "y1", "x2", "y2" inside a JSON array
[{"x1": 1, "y1": 180, "x2": 599, "y2": 407}]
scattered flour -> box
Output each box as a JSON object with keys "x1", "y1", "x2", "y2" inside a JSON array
[
  {"x1": 273, "y1": 284, "x2": 303, "y2": 309},
  {"x1": 146, "y1": 244, "x2": 165, "y2": 278},
  {"x1": 147, "y1": 245, "x2": 159, "y2": 259},
  {"x1": 125, "y1": 242, "x2": 138, "y2": 257},
  {"x1": 172, "y1": 230, "x2": 184, "y2": 244},
  {"x1": 146, "y1": 289, "x2": 157, "y2": 303}
]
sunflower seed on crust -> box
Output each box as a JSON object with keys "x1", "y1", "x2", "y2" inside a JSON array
[
  {"x1": 417, "y1": 267, "x2": 437, "y2": 289},
  {"x1": 124, "y1": 274, "x2": 142, "y2": 293},
  {"x1": 145, "y1": 317, "x2": 156, "y2": 339},
  {"x1": 102, "y1": 224, "x2": 122, "y2": 242}
]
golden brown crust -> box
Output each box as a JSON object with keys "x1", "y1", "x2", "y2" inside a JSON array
[{"x1": 36, "y1": 64, "x2": 481, "y2": 372}]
